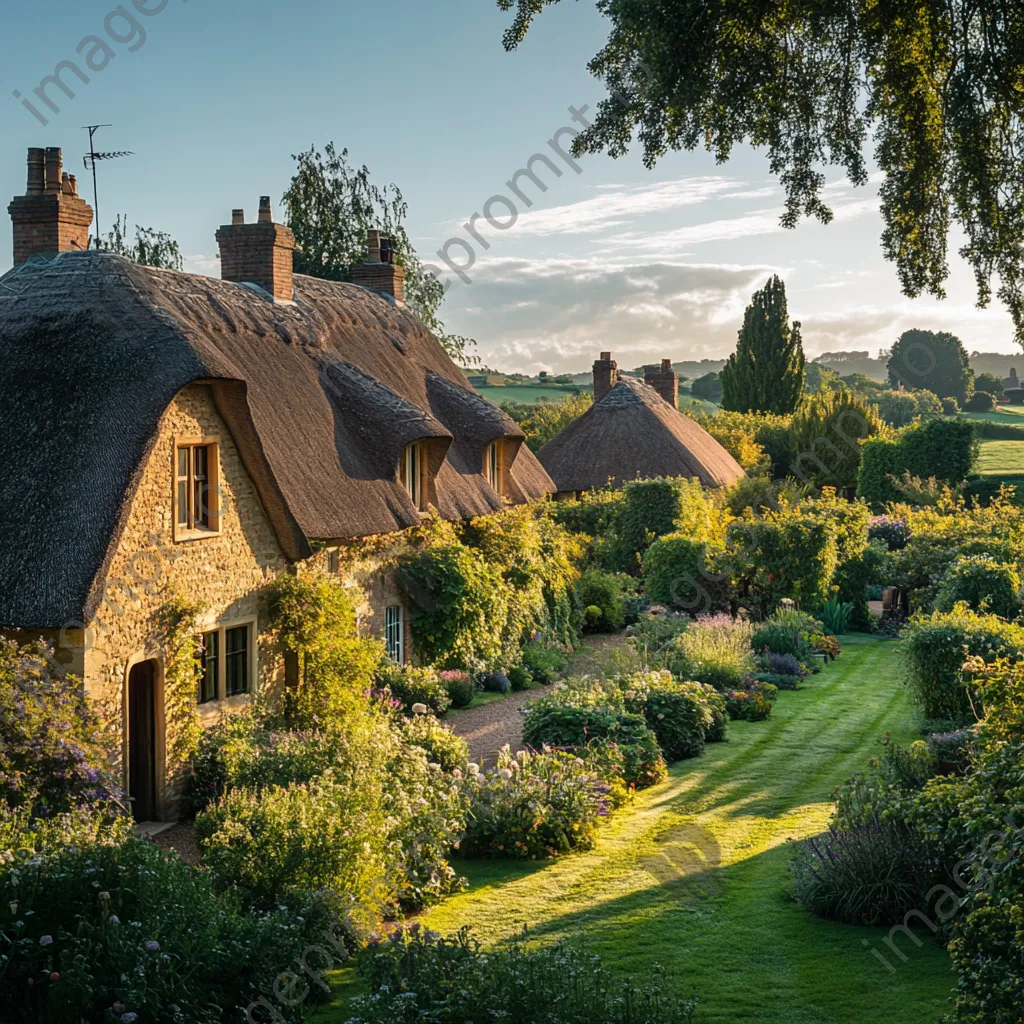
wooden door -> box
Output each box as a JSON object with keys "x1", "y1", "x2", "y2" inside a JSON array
[{"x1": 127, "y1": 660, "x2": 158, "y2": 821}]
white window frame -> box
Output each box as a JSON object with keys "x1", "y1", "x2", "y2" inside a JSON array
[{"x1": 385, "y1": 605, "x2": 404, "y2": 664}]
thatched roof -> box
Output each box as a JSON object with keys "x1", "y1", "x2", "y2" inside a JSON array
[
  {"x1": 537, "y1": 376, "x2": 745, "y2": 493},
  {"x1": 0, "y1": 251, "x2": 553, "y2": 627}
]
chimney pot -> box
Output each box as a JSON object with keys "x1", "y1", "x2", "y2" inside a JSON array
[
  {"x1": 216, "y1": 201, "x2": 296, "y2": 302},
  {"x1": 593, "y1": 352, "x2": 619, "y2": 403},
  {"x1": 68, "y1": 174, "x2": 78, "y2": 196},
  {"x1": 26, "y1": 148, "x2": 45, "y2": 195},
  {"x1": 9, "y1": 146, "x2": 94, "y2": 264},
  {"x1": 44, "y1": 148, "x2": 63, "y2": 195},
  {"x1": 662, "y1": 358, "x2": 673, "y2": 371},
  {"x1": 645, "y1": 357, "x2": 679, "y2": 408},
  {"x1": 349, "y1": 228, "x2": 404, "y2": 303},
  {"x1": 367, "y1": 229, "x2": 382, "y2": 263}
]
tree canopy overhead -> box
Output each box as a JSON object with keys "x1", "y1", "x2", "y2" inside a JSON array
[
  {"x1": 498, "y1": 0, "x2": 1024, "y2": 343},
  {"x1": 282, "y1": 143, "x2": 475, "y2": 364}
]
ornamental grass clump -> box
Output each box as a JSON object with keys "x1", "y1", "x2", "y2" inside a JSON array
[
  {"x1": 666, "y1": 613, "x2": 755, "y2": 690},
  {"x1": 348, "y1": 925, "x2": 698, "y2": 1024},
  {"x1": 460, "y1": 747, "x2": 614, "y2": 859}
]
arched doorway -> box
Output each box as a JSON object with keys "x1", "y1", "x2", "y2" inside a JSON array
[{"x1": 127, "y1": 659, "x2": 159, "y2": 821}]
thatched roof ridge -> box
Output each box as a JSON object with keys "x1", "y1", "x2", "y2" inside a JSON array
[
  {"x1": 536, "y1": 376, "x2": 745, "y2": 493},
  {"x1": 0, "y1": 251, "x2": 553, "y2": 627}
]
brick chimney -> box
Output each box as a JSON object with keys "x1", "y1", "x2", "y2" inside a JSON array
[
  {"x1": 8, "y1": 147, "x2": 93, "y2": 264},
  {"x1": 593, "y1": 351, "x2": 619, "y2": 403},
  {"x1": 349, "y1": 229, "x2": 405, "y2": 304},
  {"x1": 215, "y1": 197, "x2": 296, "y2": 302},
  {"x1": 645, "y1": 358, "x2": 679, "y2": 408}
]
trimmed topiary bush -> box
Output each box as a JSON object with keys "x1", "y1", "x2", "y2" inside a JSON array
[{"x1": 575, "y1": 569, "x2": 627, "y2": 632}]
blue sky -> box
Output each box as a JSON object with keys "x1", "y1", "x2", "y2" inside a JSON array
[{"x1": 2, "y1": 0, "x2": 1018, "y2": 372}]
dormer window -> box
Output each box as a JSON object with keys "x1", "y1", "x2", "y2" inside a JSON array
[
  {"x1": 401, "y1": 442, "x2": 425, "y2": 510},
  {"x1": 174, "y1": 438, "x2": 221, "y2": 541},
  {"x1": 484, "y1": 441, "x2": 503, "y2": 493}
]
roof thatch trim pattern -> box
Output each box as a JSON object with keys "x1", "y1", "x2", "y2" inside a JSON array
[
  {"x1": 0, "y1": 251, "x2": 554, "y2": 627},
  {"x1": 536, "y1": 376, "x2": 745, "y2": 493}
]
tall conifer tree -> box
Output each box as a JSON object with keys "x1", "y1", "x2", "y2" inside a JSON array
[{"x1": 721, "y1": 276, "x2": 806, "y2": 414}]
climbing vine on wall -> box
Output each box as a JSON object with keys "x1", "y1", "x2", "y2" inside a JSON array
[{"x1": 157, "y1": 598, "x2": 204, "y2": 779}]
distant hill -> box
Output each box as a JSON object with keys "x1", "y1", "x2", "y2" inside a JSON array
[{"x1": 811, "y1": 350, "x2": 1020, "y2": 382}]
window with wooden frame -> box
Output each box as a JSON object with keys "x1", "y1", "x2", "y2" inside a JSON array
[
  {"x1": 385, "y1": 605, "x2": 404, "y2": 664},
  {"x1": 484, "y1": 440, "x2": 503, "y2": 493},
  {"x1": 194, "y1": 620, "x2": 255, "y2": 704},
  {"x1": 174, "y1": 439, "x2": 220, "y2": 540},
  {"x1": 327, "y1": 548, "x2": 340, "y2": 575},
  {"x1": 400, "y1": 442, "x2": 425, "y2": 510}
]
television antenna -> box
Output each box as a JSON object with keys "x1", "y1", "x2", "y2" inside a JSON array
[{"x1": 82, "y1": 125, "x2": 133, "y2": 248}]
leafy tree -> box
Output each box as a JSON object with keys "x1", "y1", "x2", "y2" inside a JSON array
[
  {"x1": 690, "y1": 371, "x2": 722, "y2": 402},
  {"x1": 281, "y1": 143, "x2": 474, "y2": 364},
  {"x1": 721, "y1": 276, "x2": 805, "y2": 414},
  {"x1": 100, "y1": 215, "x2": 183, "y2": 270},
  {"x1": 887, "y1": 329, "x2": 974, "y2": 405},
  {"x1": 805, "y1": 363, "x2": 841, "y2": 393},
  {"x1": 503, "y1": 392, "x2": 592, "y2": 451},
  {"x1": 788, "y1": 389, "x2": 884, "y2": 490},
  {"x1": 498, "y1": 0, "x2": 1024, "y2": 344},
  {"x1": 974, "y1": 372, "x2": 1004, "y2": 396},
  {"x1": 875, "y1": 388, "x2": 942, "y2": 428}
]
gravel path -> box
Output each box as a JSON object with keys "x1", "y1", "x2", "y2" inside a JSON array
[{"x1": 446, "y1": 688, "x2": 540, "y2": 767}]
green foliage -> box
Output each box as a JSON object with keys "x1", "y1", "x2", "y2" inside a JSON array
[
  {"x1": 888, "y1": 329, "x2": 974, "y2": 405},
  {"x1": 498, "y1": 1, "x2": 1024, "y2": 346},
  {"x1": 685, "y1": 407, "x2": 772, "y2": 473},
  {"x1": 460, "y1": 747, "x2": 614, "y2": 859},
  {"x1": 348, "y1": 925, "x2": 698, "y2": 1024},
  {"x1": 857, "y1": 418, "x2": 981, "y2": 506},
  {"x1": 401, "y1": 715, "x2": 470, "y2": 773},
  {"x1": 157, "y1": 598, "x2": 204, "y2": 784},
  {"x1": 634, "y1": 671, "x2": 715, "y2": 761},
  {"x1": 875, "y1": 388, "x2": 942, "y2": 427},
  {"x1": 665, "y1": 614, "x2": 755, "y2": 689},
  {"x1": 440, "y1": 669, "x2": 476, "y2": 707},
  {"x1": 502, "y1": 392, "x2": 593, "y2": 451},
  {"x1": 101, "y1": 213, "x2": 183, "y2": 270},
  {"x1": 834, "y1": 539, "x2": 893, "y2": 630},
  {"x1": 935, "y1": 556, "x2": 1022, "y2": 619},
  {"x1": 618, "y1": 476, "x2": 717, "y2": 568},
  {"x1": 642, "y1": 534, "x2": 729, "y2": 613},
  {"x1": 724, "y1": 689, "x2": 773, "y2": 721},
  {"x1": 521, "y1": 640, "x2": 569, "y2": 684},
  {"x1": 751, "y1": 623, "x2": 801, "y2": 657},
  {"x1": 398, "y1": 543, "x2": 510, "y2": 669},
  {"x1": 818, "y1": 597, "x2": 855, "y2": 635},
  {"x1": 900, "y1": 607, "x2": 1024, "y2": 722},
  {"x1": 575, "y1": 569, "x2": 627, "y2": 631},
  {"x1": 690, "y1": 371, "x2": 721, "y2": 402},
  {"x1": 376, "y1": 663, "x2": 452, "y2": 715},
  {"x1": 721, "y1": 276, "x2": 805, "y2": 414},
  {"x1": 282, "y1": 142, "x2": 473, "y2": 363},
  {"x1": 788, "y1": 389, "x2": 884, "y2": 489},
  {"x1": 268, "y1": 573, "x2": 384, "y2": 728},
  {"x1": 0, "y1": 836, "x2": 337, "y2": 1023},
  {"x1": 973, "y1": 372, "x2": 1004, "y2": 397},
  {"x1": 507, "y1": 665, "x2": 534, "y2": 691}
]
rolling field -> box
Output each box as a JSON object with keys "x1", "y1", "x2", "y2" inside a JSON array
[{"x1": 477, "y1": 385, "x2": 589, "y2": 404}]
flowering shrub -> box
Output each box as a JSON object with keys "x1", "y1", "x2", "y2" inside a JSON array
[
  {"x1": 810, "y1": 633, "x2": 841, "y2": 660},
  {"x1": 347, "y1": 925, "x2": 698, "y2": 1024},
  {"x1": 750, "y1": 671, "x2": 801, "y2": 691},
  {"x1": 761, "y1": 651, "x2": 803, "y2": 677},
  {"x1": 479, "y1": 670, "x2": 510, "y2": 694},
  {"x1": 401, "y1": 714, "x2": 470, "y2": 773},
  {"x1": 440, "y1": 669, "x2": 475, "y2": 707},
  {"x1": 724, "y1": 689, "x2": 773, "y2": 722},
  {"x1": 376, "y1": 662, "x2": 452, "y2": 715},
  {"x1": 868, "y1": 514, "x2": 911, "y2": 551},
  {"x1": 460, "y1": 747, "x2": 613, "y2": 859},
  {"x1": 618, "y1": 670, "x2": 716, "y2": 762},
  {"x1": 665, "y1": 613, "x2": 755, "y2": 689},
  {"x1": 521, "y1": 692, "x2": 666, "y2": 788},
  {"x1": 0, "y1": 836, "x2": 335, "y2": 1023},
  {"x1": 0, "y1": 641, "x2": 123, "y2": 818}
]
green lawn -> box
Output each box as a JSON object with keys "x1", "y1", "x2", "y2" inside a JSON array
[
  {"x1": 478, "y1": 385, "x2": 588, "y2": 404},
  {"x1": 977, "y1": 438, "x2": 1024, "y2": 478},
  {"x1": 317, "y1": 637, "x2": 955, "y2": 1022},
  {"x1": 960, "y1": 406, "x2": 1024, "y2": 425}
]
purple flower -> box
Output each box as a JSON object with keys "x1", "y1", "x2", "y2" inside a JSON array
[
  {"x1": 145, "y1": 940, "x2": 160, "y2": 952},
  {"x1": 39, "y1": 935, "x2": 53, "y2": 946}
]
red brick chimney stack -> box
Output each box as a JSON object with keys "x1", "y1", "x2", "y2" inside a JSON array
[
  {"x1": 593, "y1": 351, "x2": 619, "y2": 403},
  {"x1": 8, "y1": 146, "x2": 94, "y2": 264},
  {"x1": 216, "y1": 199, "x2": 297, "y2": 303},
  {"x1": 350, "y1": 228, "x2": 405, "y2": 305},
  {"x1": 645, "y1": 358, "x2": 679, "y2": 408}
]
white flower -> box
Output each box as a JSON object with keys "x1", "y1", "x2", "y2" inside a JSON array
[
  {"x1": 515, "y1": 750, "x2": 527, "y2": 762},
  {"x1": 467, "y1": 763, "x2": 480, "y2": 775},
  {"x1": 39, "y1": 935, "x2": 53, "y2": 946},
  {"x1": 452, "y1": 769, "x2": 463, "y2": 780},
  {"x1": 475, "y1": 773, "x2": 487, "y2": 785},
  {"x1": 499, "y1": 769, "x2": 513, "y2": 781},
  {"x1": 411, "y1": 703, "x2": 428, "y2": 715},
  {"x1": 573, "y1": 758, "x2": 585, "y2": 768}
]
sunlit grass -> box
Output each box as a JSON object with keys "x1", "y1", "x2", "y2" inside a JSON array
[{"x1": 316, "y1": 637, "x2": 955, "y2": 1022}]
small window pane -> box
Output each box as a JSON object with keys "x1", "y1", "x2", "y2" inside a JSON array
[
  {"x1": 225, "y1": 625, "x2": 249, "y2": 696},
  {"x1": 385, "y1": 606, "x2": 403, "y2": 663},
  {"x1": 177, "y1": 480, "x2": 189, "y2": 528},
  {"x1": 177, "y1": 448, "x2": 188, "y2": 477},
  {"x1": 198, "y1": 630, "x2": 218, "y2": 704}
]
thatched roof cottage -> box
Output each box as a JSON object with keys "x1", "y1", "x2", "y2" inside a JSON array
[
  {"x1": 537, "y1": 353, "x2": 745, "y2": 495},
  {"x1": 0, "y1": 146, "x2": 553, "y2": 820}
]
